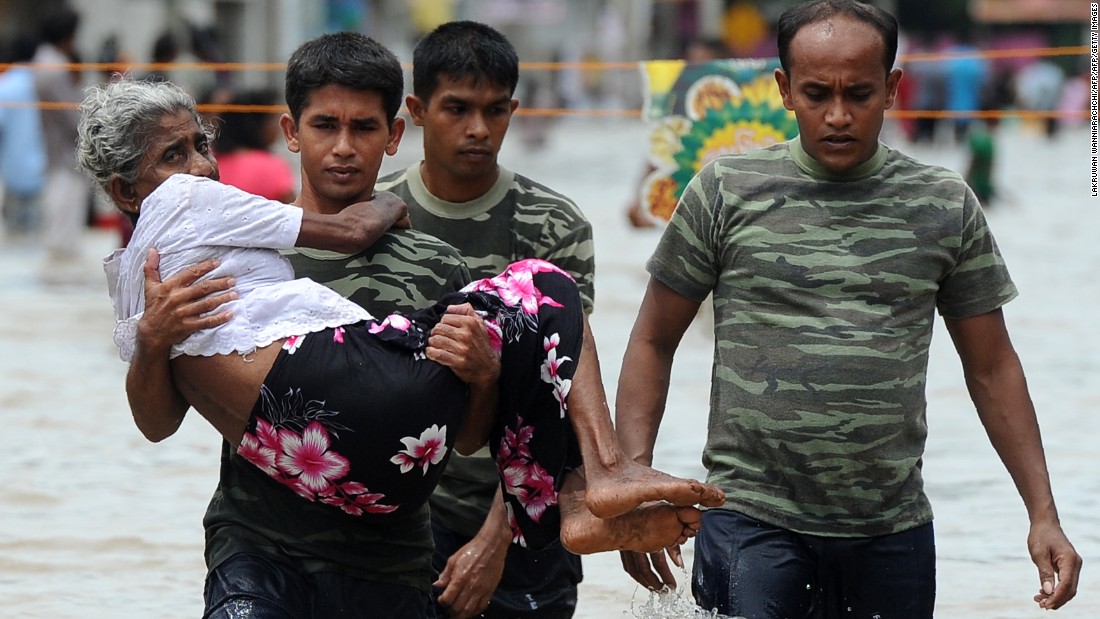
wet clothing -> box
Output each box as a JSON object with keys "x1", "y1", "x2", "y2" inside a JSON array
[
  {"x1": 203, "y1": 552, "x2": 436, "y2": 619},
  {"x1": 379, "y1": 163, "x2": 591, "y2": 614},
  {"x1": 201, "y1": 260, "x2": 584, "y2": 619},
  {"x1": 218, "y1": 261, "x2": 584, "y2": 547},
  {"x1": 691, "y1": 510, "x2": 936, "y2": 619},
  {"x1": 431, "y1": 520, "x2": 578, "y2": 618}
]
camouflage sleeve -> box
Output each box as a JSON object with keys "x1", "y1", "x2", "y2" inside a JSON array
[
  {"x1": 646, "y1": 160, "x2": 721, "y2": 303},
  {"x1": 935, "y1": 185, "x2": 1018, "y2": 319},
  {"x1": 537, "y1": 217, "x2": 595, "y2": 313}
]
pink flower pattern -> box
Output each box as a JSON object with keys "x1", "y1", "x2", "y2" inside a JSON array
[
  {"x1": 390, "y1": 424, "x2": 449, "y2": 475},
  {"x1": 539, "y1": 333, "x2": 572, "y2": 418},
  {"x1": 241, "y1": 260, "x2": 576, "y2": 540},
  {"x1": 369, "y1": 314, "x2": 412, "y2": 334},
  {"x1": 497, "y1": 414, "x2": 559, "y2": 545},
  {"x1": 464, "y1": 259, "x2": 570, "y2": 315},
  {"x1": 283, "y1": 334, "x2": 305, "y2": 354},
  {"x1": 238, "y1": 391, "x2": 400, "y2": 516}
]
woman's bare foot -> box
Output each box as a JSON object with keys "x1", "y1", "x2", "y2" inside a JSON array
[
  {"x1": 559, "y1": 486, "x2": 703, "y2": 555},
  {"x1": 581, "y1": 459, "x2": 724, "y2": 519}
]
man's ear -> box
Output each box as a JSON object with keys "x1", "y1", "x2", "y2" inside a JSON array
[
  {"x1": 279, "y1": 112, "x2": 300, "y2": 153},
  {"x1": 775, "y1": 68, "x2": 794, "y2": 111},
  {"x1": 884, "y1": 68, "x2": 903, "y2": 109},
  {"x1": 386, "y1": 116, "x2": 406, "y2": 156},
  {"x1": 106, "y1": 176, "x2": 140, "y2": 216},
  {"x1": 405, "y1": 94, "x2": 426, "y2": 127}
]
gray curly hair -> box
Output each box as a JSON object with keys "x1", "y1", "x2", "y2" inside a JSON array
[{"x1": 76, "y1": 77, "x2": 215, "y2": 194}]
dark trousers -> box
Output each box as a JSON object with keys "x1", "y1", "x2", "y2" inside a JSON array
[
  {"x1": 692, "y1": 510, "x2": 936, "y2": 619},
  {"x1": 203, "y1": 553, "x2": 435, "y2": 618}
]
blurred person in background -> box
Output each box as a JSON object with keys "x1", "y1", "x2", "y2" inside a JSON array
[
  {"x1": 213, "y1": 87, "x2": 296, "y2": 202},
  {"x1": 143, "y1": 30, "x2": 177, "y2": 84},
  {"x1": 944, "y1": 31, "x2": 989, "y2": 143},
  {"x1": 33, "y1": 1, "x2": 90, "y2": 280},
  {"x1": 905, "y1": 34, "x2": 948, "y2": 145},
  {"x1": 964, "y1": 103, "x2": 999, "y2": 207},
  {"x1": 0, "y1": 34, "x2": 47, "y2": 240},
  {"x1": 1014, "y1": 59, "x2": 1066, "y2": 139}
]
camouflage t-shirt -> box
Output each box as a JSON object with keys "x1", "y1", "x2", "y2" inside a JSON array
[
  {"x1": 203, "y1": 227, "x2": 470, "y2": 593},
  {"x1": 648, "y1": 138, "x2": 1017, "y2": 537},
  {"x1": 377, "y1": 163, "x2": 595, "y2": 538}
]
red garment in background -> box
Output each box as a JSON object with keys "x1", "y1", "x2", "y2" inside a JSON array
[{"x1": 215, "y1": 149, "x2": 296, "y2": 202}]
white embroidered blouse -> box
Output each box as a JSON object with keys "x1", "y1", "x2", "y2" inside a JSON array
[{"x1": 103, "y1": 173, "x2": 373, "y2": 362}]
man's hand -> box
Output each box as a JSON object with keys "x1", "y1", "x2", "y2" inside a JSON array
[
  {"x1": 126, "y1": 248, "x2": 236, "y2": 442},
  {"x1": 1029, "y1": 519, "x2": 1082, "y2": 610},
  {"x1": 619, "y1": 545, "x2": 685, "y2": 592},
  {"x1": 139, "y1": 248, "x2": 236, "y2": 349},
  {"x1": 425, "y1": 304, "x2": 500, "y2": 389},
  {"x1": 368, "y1": 189, "x2": 411, "y2": 229},
  {"x1": 434, "y1": 493, "x2": 511, "y2": 618}
]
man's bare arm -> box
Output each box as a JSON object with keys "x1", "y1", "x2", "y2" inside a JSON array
[
  {"x1": 615, "y1": 277, "x2": 701, "y2": 592},
  {"x1": 296, "y1": 190, "x2": 410, "y2": 254},
  {"x1": 944, "y1": 309, "x2": 1081, "y2": 610}
]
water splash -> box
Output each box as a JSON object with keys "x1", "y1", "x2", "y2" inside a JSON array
[{"x1": 629, "y1": 586, "x2": 744, "y2": 619}]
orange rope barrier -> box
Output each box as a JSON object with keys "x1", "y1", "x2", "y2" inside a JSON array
[
  {"x1": 0, "y1": 100, "x2": 1089, "y2": 121},
  {"x1": 0, "y1": 45, "x2": 1088, "y2": 120},
  {"x1": 1, "y1": 44, "x2": 1088, "y2": 75}
]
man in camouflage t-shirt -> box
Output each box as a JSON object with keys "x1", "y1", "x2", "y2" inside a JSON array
[
  {"x1": 378, "y1": 21, "x2": 591, "y2": 618},
  {"x1": 615, "y1": 2, "x2": 1080, "y2": 617}
]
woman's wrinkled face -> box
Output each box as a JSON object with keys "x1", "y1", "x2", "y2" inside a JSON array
[{"x1": 128, "y1": 109, "x2": 219, "y2": 207}]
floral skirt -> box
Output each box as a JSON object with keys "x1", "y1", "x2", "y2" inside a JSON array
[{"x1": 235, "y1": 259, "x2": 583, "y2": 549}]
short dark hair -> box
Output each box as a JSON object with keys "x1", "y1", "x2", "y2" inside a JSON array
[
  {"x1": 151, "y1": 31, "x2": 178, "y2": 63},
  {"x1": 284, "y1": 32, "x2": 403, "y2": 125},
  {"x1": 0, "y1": 33, "x2": 40, "y2": 64},
  {"x1": 411, "y1": 20, "x2": 518, "y2": 103},
  {"x1": 215, "y1": 87, "x2": 280, "y2": 152},
  {"x1": 777, "y1": 0, "x2": 898, "y2": 76},
  {"x1": 37, "y1": 3, "x2": 80, "y2": 46}
]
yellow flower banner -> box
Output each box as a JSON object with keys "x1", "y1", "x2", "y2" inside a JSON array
[{"x1": 637, "y1": 58, "x2": 799, "y2": 224}]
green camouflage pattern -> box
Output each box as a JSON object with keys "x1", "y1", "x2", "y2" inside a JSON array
[
  {"x1": 378, "y1": 163, "x2": 594, "y2": 538},
  {"x1": 283, "y1": 228, "x2": 470, "y2": 315},
  {"x1": 647, "y1": 139, "x2": 1017, "y2": 537},
  {"x1": 378, "y1": 164, "x2": 595, "y2": 311},
  {"x1": 205, "y1": 227, "x2": 470, "y2": 593}
]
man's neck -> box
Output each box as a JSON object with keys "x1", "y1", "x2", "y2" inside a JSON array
[
  {"x1": 293, "y1": 184, "x2": 373, "y2": 215},
  {"x1": 418, "y1": 161, "x2": 499, "y2": 204}
]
